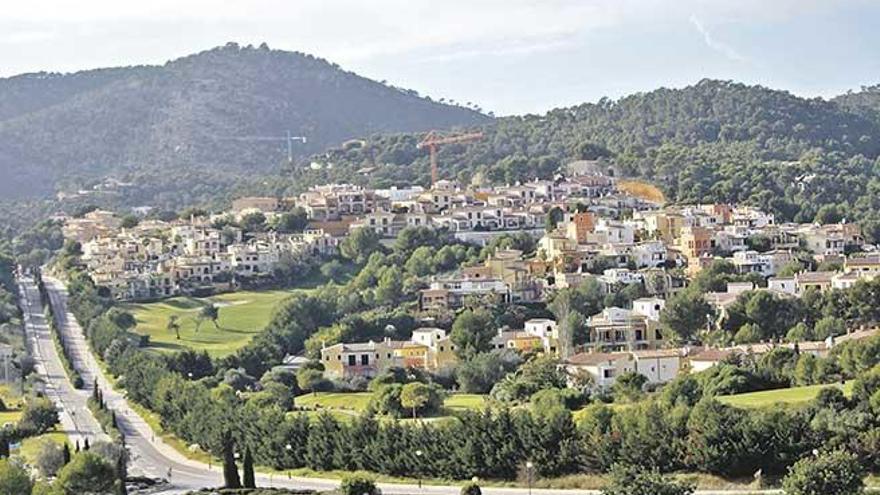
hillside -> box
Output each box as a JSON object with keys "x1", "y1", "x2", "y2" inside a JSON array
[
  {"x1": 289, "y1": 79, "x2": 880, "y2": 239},
  {"x1": 0, "y1": 42, "x2": 488, "y2": 199}
]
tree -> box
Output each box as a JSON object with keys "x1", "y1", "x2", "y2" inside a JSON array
[
  {"x1": 781, "y1": 450, "x2": 863, "y2": 495},
  {"x1": 166, "y1": 315, "x2": 181, "y2": 340},
  {"x1": 55, "y1": 452, "x2": 116, "y2": 495},
  {"x1": 374, "y1": 266, "x2": 403, "y2": 305},
  {"x1": 455, "y1": 350, "x2": 523, "y2": 394},
  {"x1": 546, "y1": 206, "x2": 565, "y2": 231},
  {"x1": 296, "y1": 369, "x2": 326, "y2": 397},
  {"x1": 221, "y1": 430, "x2": 241, "y2": 489},
  {"x1": 660, "y1": 290, "x2": 714, "y2": 343},
  {"x1": 400, "y1": 382, "x2": 432, "y2": 419},
  {"x1": 340, "y1": 228, "x2": 382, "y2": 264},
  {"x1": 601, "y1": 463, "x2": 694, "y2": 495},
  {"x1": 119, "y1": 215, "x2": 139, "y2": 229},
  {"x1": 240, "y1": 211, "x2": 267, "y2": 232},
  {"x1": 197, "y1": 305, "x2": 219, "y2": 331},
  {"x1": 273, "y1": 209, "x2": 309, "y2": 233},
  {"x1": 20, "y1": 396, "x2": 59, "y2": 434},
  {"x1": 242, "y1": 447, "x2": 256, "y2": 488},
  {"x1": 734, "y1": 323, "x2": 763, "y2": 344},
  {"x1": 35, "y1": 440, "x2": 66, "y2": 478},
  {"x1": 0, "y1": 458, "x2": 33, "y2": 495},
  {"x1": 320, "y1": 260, "x2": 347, "y2": 282},
  {"x1": 612, "y1": 372, "x2": 648, "y2": 403},
  {"x1": 451, "y1": 308, "x2": 495, "y2": 358}
]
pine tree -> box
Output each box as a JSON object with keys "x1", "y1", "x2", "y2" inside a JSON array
[
  {"x1": 242, "y1": 447, "x2": 256, "y2": 488},
  {"x1": 222, "y1": 431, "x2": 241, "y2": 489}
]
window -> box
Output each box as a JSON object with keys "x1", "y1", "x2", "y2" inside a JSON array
[
  {"x1": 348, "y1": 355, "x2": 356, "y2": 366},
  {"x1": 603, "y1": 369, "x2": 614, "y2": 379},
  {"x1": 361, "y1": 354, "x2": 369, "y2": 366}
]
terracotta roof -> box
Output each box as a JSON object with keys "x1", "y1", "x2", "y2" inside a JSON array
[
  {"x1": 797, "y1": 271, "x2": 836, "y2": 283},
  {"x1": 632, "y1": 349, "x2": 682, "y2": 359},
  {"x1": 689, "y1": 348, "x2": 736, "y2": 362},
  {"x1": 835, "y1": 328, "x2": 880, "y2": 344}
]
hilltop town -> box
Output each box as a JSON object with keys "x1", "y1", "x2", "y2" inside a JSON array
[{"x1": 60, "y1": 163, "x2": 880, "y2": 392}]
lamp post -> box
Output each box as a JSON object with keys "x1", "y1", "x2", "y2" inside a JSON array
[
  {"x1": 525, "y1": 461, "x2": 534, "y2": 495},
  {"x1": 415, "y1": 449, "x2": 423, "y2": 489},
  {"x1": 286, "y1": 444, "x2": 293, "y2": 480}
]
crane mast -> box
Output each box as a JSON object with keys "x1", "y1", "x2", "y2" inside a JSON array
[{"x1": 417, "y1": 130, "x2": 483, "y2": 185}]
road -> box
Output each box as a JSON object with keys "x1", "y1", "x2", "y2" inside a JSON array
[{"x1": 30, "y1": 275, "x2": 780, "y2": 495}]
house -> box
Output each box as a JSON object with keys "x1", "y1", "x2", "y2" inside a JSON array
[
  {"x1": 632, "y1": 297, "x2": 665, "y2": 321},
  {"x1": 320, "y1": 340, "x2": 399, "y2": 379},
  {"x1": 524, "y1": 318, "x2": 559, "y2": 353},
  {"x1": 632, "y1": 349, "x2": 681, "y2": 383},
  {"x1": 585, "y1": 307, "x2": 665, "y2": 352},
  {"x1": 688, "y1": 348, "x2": 737, "y2": 373},
  {"x1": 491, "y1": 329, "x2": 544, "y2": 352},
  {"x1": 565, "y1": 352, "x2": 634, "y2": 388}
]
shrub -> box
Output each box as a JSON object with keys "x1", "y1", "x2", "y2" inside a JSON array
[
  {"x1": 340, "y1": 474, "x2": 380, "y2": 495},
  {"x1": 460, "y1": 482, "x2": 482, "y2": 495},
  {"x1": 782, "y1": 450, "x2": 864, "y2": 495},
  {"x1": 601, "y1": 463, "x2": 694, "y2": 495}
]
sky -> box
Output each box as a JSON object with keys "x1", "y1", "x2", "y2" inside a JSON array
[{"x1": 1, "y1": 0, "x2": 879, "y2": 115}]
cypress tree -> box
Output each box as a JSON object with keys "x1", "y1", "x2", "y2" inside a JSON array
[
  {"x1": 84, "y1": 437, "x2": 90, "y2": 451},
  {"x1": 222, "y1": 431, "x2": 241, "y2": 488},
  {"x1": 112, "y1": 411, "x2": 118, "y2": 429},
  {"x1": 75, "y1": 440, "x2": 80, "y2": 453},
  {"x1": 116, "y1": 443, "x2": 128, "y2": 495},
  {"x1": 93, "y1": 379, "x2": 99, "y2": 402},
  {"x1": 242, "y1": 447, "x2": 256, "y2": 488},
  {"x1": 0, "y1": 434, "x2": 9, "y2": 458},
  {"x1": 62, "y1": 443, "x2": 71, "y2": 465}
]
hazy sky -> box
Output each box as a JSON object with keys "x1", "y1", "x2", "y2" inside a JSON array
[{"x1": 2, "y1": 0, "x2": 879, "y2": 115}]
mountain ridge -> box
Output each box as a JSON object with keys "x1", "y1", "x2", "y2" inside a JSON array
[{"x1": 0, "y1": 42, "x2": 489, "y2": 198}]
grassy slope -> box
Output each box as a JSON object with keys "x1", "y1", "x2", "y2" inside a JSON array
[
  {"x1": 718, "y1": 381, "x2": 854, "y2": 409},
  {"x1": 122, "y1": 289, "x2": 309, "y2": 357},
  {"x1": 295, "y1": 392, "x2": 489, "y2": 420}
]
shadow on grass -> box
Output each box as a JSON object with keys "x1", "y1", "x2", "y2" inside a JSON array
[{"x1": 162, "y1": 298, "x2": 203, "y2": 310}]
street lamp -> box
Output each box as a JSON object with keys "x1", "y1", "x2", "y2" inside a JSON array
[
  {"x1": 415, "y1": 449, "x2": 423, "y2": 489},
  {"x1": 525, "y1": 461, "x2": 534, "y2": 495},
  {"x1": 286, "y1": 444, "x2": 293, "y2": 479}
]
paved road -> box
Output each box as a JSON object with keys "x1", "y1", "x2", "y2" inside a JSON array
[
  {"x1": 17, "y1": 277, "x2": 107, "y2": 448},
  {"x1": 33, "y1": 276, "x2": 780, "y2": 495}
]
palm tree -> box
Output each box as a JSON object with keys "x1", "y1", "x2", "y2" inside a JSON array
[
  {"x1": 195, "y1": 305, "x2": 219, "y2": 332},
  {"x1": 167, "y1": 315, "x2": 181, "y2": 340}
]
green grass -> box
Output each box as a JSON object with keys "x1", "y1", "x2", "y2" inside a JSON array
[
  {"x1": 123, "y1": 289, "x2": 310, "y2": 357},
  {"x1": 443, "y1": 394, "x2": 488, "y2": 412},
  {"x1": 718, "y1": 381, "x2": 854, "y2": 409},
  {"x1": 296, "y1": 392, "x2": 374, "y2": 412},
  {"x1": 19, "y1": 431, "x2": 68, "y2": 466},
  {"x1": 295, "y1": 392, "x2": 490, "y2": 420},
  {"x1": 0, "y1": 409, "x2": 21, "y2": 427}
]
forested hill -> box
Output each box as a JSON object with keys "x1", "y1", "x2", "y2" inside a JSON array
[
  {"x1": 0, "y1": 42, "x2": 488, "y2": 199},
  {"x1": 834, "y1": 84, "x2": 880, "y2": 122},
  {"x1": 293, "y1": 79, "x2": 880, "y2": 239}
]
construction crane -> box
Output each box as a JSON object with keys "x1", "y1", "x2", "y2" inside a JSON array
[
  {"x1": 218, "y1": 130, "x2": 307, "y2": 162},
  {"x1": 417, "y1": 130, "x2": 483, "y2": 185}
]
